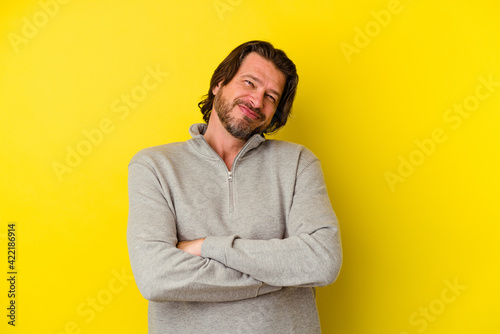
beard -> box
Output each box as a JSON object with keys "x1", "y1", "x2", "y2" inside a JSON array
[{"x1": 213, "y1": 92, "x2": 268, "y2": 140}]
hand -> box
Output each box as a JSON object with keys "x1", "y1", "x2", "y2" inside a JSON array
[{"x1": 176, "y1": 238, "x2": 206, "y2": 257}]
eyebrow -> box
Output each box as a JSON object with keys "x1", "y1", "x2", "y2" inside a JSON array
[{"x1": 241, "y1": 74, "x2": 281, "y2": 99}]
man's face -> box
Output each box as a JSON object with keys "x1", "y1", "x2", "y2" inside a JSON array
[{"x1": 212, "y1": 52, "x2": 286, "y2": 140}]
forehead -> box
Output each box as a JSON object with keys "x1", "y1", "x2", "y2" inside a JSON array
[{"x1": 236, "y1": 52, "x2": 286, "y2": 95}]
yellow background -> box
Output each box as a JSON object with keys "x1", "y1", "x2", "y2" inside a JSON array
[{"x1": 1, "y1": 0, "x2": 499, "y2": 333}]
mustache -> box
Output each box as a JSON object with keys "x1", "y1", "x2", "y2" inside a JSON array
[{"x1": 234, "y1": 99, "x2": 262, "y2": 119}]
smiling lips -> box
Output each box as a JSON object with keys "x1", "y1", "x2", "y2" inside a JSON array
[{"x1": 238, "y1": 104, "x2": 260, "y2": 120}]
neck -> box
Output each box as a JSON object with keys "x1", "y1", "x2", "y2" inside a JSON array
[{"x1": 203, "y1": 113, "x2": 247, "y2": 171}]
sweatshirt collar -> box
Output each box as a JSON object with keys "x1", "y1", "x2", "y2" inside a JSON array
[{"x1": 188, "y1": 123, "x2": 265, "y2": 160}]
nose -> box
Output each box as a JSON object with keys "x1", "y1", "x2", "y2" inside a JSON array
[{"x1": 249, "y1": 90, "x2": 264, "y2": 109}]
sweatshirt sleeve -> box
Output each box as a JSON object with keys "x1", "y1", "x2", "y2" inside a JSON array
[
  {"x1": 201, "y1": 158, "x2": 342, "y2": 287},
  {"x1": 127, "y1": 161, "x2": 281, "y2": 302}
]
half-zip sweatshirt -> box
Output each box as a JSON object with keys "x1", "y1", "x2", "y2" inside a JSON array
[{"x1": 127, "y1": 123, "x2": 342, "y2": 334}]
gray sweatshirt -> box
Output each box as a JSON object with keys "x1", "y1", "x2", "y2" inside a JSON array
[{"x1": 127, "y1": 123, "x2": 342, "y2": 333}]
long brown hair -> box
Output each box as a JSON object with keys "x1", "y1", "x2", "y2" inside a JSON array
[{"x1": 198, "y1": 40, "x2": 299, "y2": 135}]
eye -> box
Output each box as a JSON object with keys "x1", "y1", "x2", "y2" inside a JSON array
[
  {"x1": 266, "y1": 94, "x2": 277, "y2": 103},
  {"x1": 244, "y1": 80, "x2": 254, "y2": 87}
]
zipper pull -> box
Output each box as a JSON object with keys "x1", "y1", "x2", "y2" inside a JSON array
[{"x1": 228, "y1": 171, "x2": 233, "y2": 181}]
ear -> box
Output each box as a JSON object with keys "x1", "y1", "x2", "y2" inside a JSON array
[{"x1": 212, "y1": 80, "x2": 223, "y2": 96}]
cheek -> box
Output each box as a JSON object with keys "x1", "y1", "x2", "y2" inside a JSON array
[
  {"x1": 262, "y1": 113, "x2": 275, "y2": 127},
  {"x1": 264, "y1": 107, "x2": 277, "y2": 121}
]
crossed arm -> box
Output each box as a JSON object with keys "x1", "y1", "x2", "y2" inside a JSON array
[{"x1": 127, "y1": 158, "x2": 342, "y2": 303}]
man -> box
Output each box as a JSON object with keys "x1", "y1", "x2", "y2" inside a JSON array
[{"x1": 127, "y1": 40, "x2": 342, "y2": 333}]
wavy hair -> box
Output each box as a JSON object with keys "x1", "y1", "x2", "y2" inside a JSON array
[{"x1": 198, "y1": 40, "x2": 298, "y2": 134}]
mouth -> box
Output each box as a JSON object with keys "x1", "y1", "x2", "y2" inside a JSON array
[{"x1": 238, "y1": 104, "x2": 260, "y2": 120}]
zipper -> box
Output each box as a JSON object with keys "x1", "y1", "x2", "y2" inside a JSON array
[
  {"x1": 224, "y1": 138, "x2": 258, "y2": 213},
  {"x1": 228, "y1": 171, "x2": 234, "y2": 213},
  {"x1": 199, "y1": 134, "x2": 261, "y2": 213}
]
